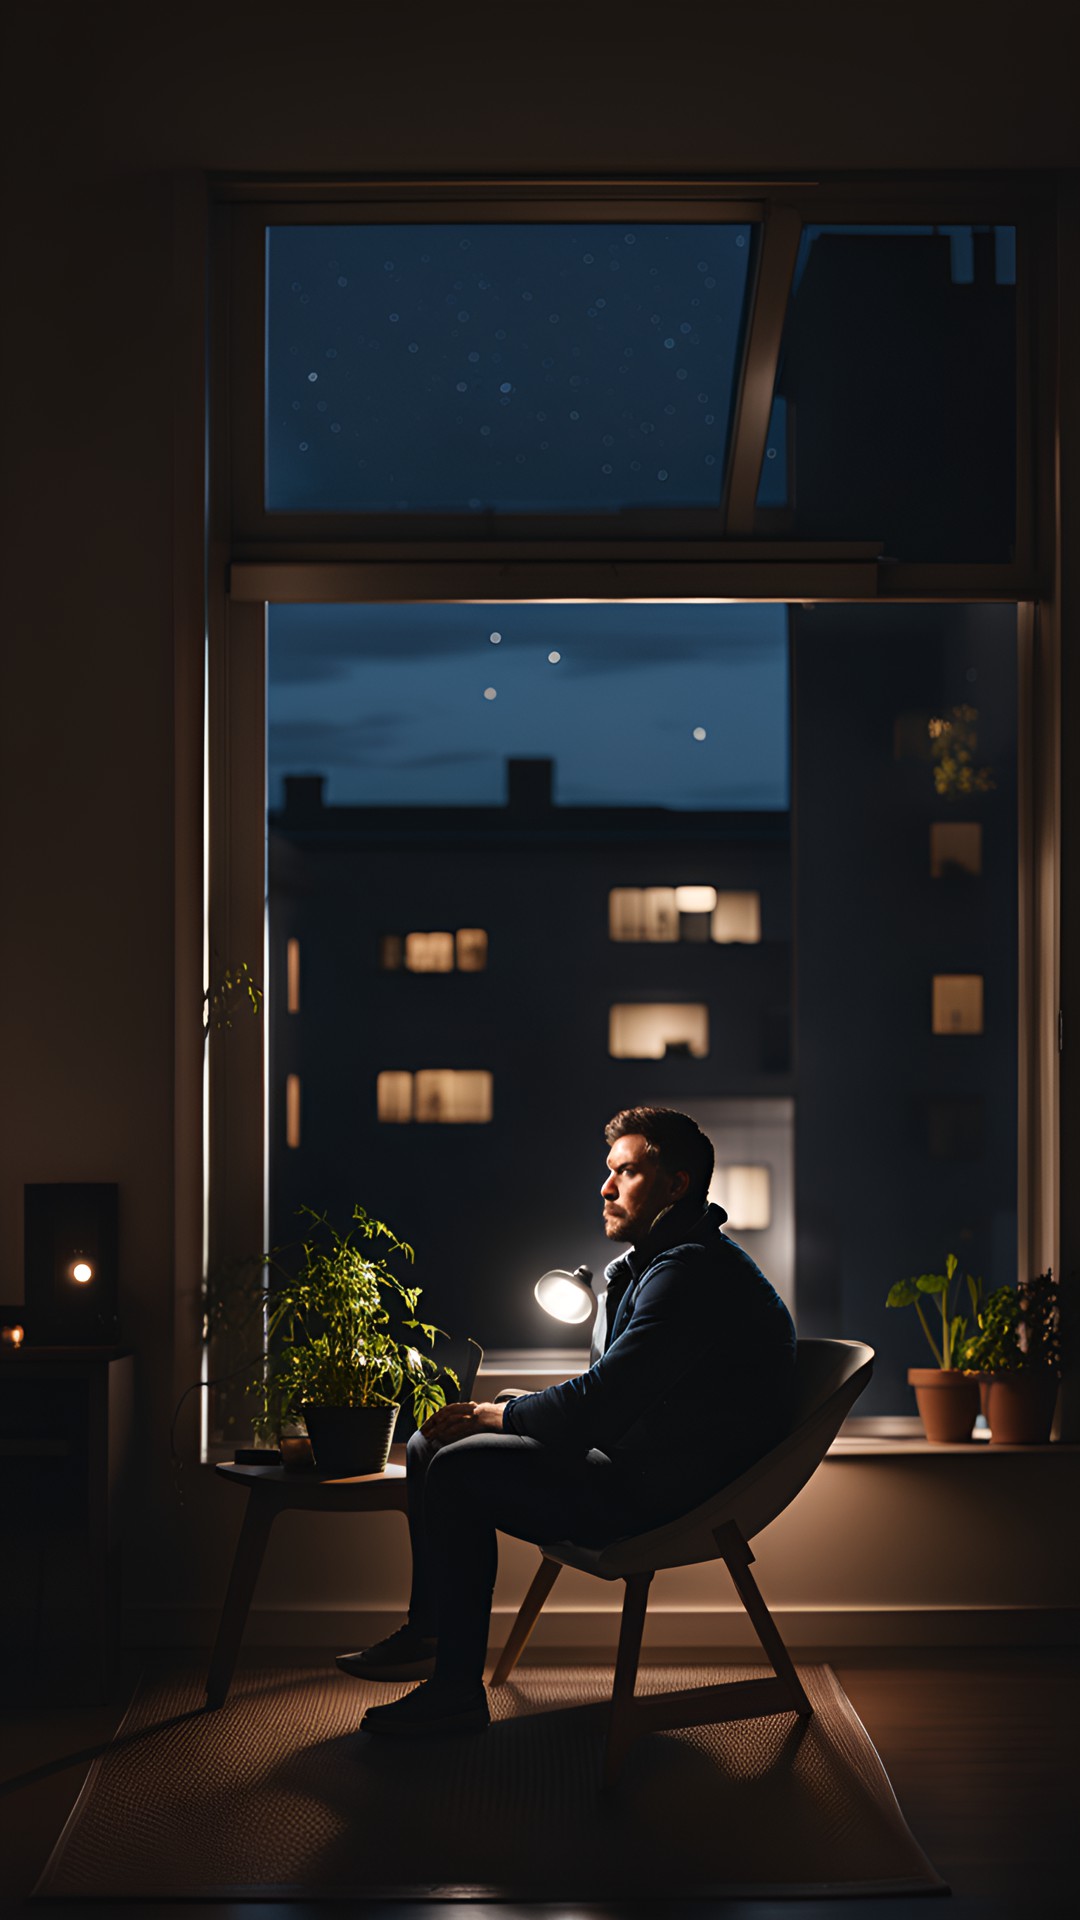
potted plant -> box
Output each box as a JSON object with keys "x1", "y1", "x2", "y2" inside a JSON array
[
  {"x1": 252, "y1": 1205, "x2": 458, "y2": 1475},
  {"x1": 885, "y1": 1253, "x2": 983, "y2": 1441},
  {"x1": 960, "y1": 1269, "x2": 1060, "y2": 1444}
]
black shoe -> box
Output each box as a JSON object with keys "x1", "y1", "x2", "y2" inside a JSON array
[
  {"x1": 335, "y1": 1624, "x2": 438, "y2": 1681},
  {"x1": 360, "y1": 1678, "x2": 489, "y2": 1738}
]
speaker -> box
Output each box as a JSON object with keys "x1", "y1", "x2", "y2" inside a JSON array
[{"x1": 23, "y1": 1184, "x2": 120, "y2": 1345}]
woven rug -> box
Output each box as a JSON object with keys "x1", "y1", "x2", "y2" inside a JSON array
[{"x1": 35, "y1": 1661, "x2": 944, "y2": 1900}]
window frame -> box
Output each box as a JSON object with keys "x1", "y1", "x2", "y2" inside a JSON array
[{"x1": 186, "y1": 171, "x2": 1065, "y2": 1455}]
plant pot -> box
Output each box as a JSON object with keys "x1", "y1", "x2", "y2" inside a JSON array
[
  {"x1": 907, "y1": 1368, "x2": 980, "y2": 1442},
  {"x1": 301, "y1": 1402, "x2": 399, "y2": 1476},
  {"x1": 980, "y1": 1372, "x2": 1058, "y2": 1445}
]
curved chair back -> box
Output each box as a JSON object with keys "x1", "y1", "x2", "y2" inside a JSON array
[{"x1": 563, "y1": 1337, "x2": 874, "y2": 1578}]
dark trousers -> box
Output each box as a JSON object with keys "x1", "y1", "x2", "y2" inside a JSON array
[{"x1": 404, "y1": 1429, "x2": 646, "y2": 1687}]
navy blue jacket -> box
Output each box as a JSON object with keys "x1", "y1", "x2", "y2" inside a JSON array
[{"x1": 502, "y1": 1201, "x2": 796, "y2": 1522}]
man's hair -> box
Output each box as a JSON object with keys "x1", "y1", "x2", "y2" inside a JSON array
[{"x1": 604, "y1": 1107, "x2": 715, "y2": 1205}]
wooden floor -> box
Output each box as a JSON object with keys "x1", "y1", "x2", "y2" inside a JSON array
[{"x1": 0, "y1": 1646, "x2": 1075, "y2": 1917}]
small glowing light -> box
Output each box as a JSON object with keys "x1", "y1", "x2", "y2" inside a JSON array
[
  {"x1": 1, "y1": 1325, "x2": 25, "y2": 1348},
  {"x1": 693, "y1": 727, "x2": 707, "y2": 741},
  {"x1": 72, "y1": 1261, "x2": 94, "y2": 1285},
  {"x1": 489, "y1": 631, "x2": 502, "y2": 644},
  {"x1": 548, "y1": 651, "x2": 561, "y2": 663},
  {"x1": 484, "y1": 687, "x2": 497, "y2": 701}
]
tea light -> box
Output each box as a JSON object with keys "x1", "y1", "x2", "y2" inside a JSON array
[{"x1": 2, "y1": 1324, "x2": 25, "y2": 1349}]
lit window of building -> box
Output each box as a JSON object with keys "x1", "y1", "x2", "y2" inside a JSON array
[
  {"x1": 455, "y1": 928, "x2": 488, "y2": 971},
  {"x1": 715, "y1": 1164, "x2": 772, "y2": 1230},
  {"x1": 285, "y1": 1074, "x2": 302, "y2": 1147},
  {"x1": 608, "y1": 1004, "x2": 709, "y2": 1059},
  {"x1": 711, "y1": 892, "x2": 762, "y2": 943},
  {"x1": 930, "y1": 822, "x2": 982, "y2": 877},
  {"x1": 609, "y1": 887, "x2": 760, "y2": 944},
  {"x1": 286, "y1": 937, "x2": 301, "y2": 1012},
  {"x1": 608, "y1": 887, "x2": 679, "y2": 942},
  {"x1": 381, "y1": 930, "x2": 489, "y2": 971},
  {"x1": 376, "y1": 1071, "x2": 414, "y2": 1123},
  {"x1": 404, "y1": 931, "x2": 455, "y2": 972},
  {"x1": 377, "y1": 1070, "x2": 494, "y2": 1123},
  {"x1": 932, "y1": 974, "x2": 984, "y2": 1034}
]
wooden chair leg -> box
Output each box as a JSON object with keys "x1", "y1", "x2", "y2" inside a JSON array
[
  {"x1": 490, "y1": 1554, "x2": 563, "y2": 1684},
  {"x1": 603, "y1": 1570, "x2": 653, "y2": 1786},
  {"x1": 714, "y1": 1522, "x2": 812, "y2": 1718},
  {"x1": 205, "y1": 1487, "x2": 276, "y2": 1707}
]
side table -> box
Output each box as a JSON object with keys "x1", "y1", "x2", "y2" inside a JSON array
[{"x1": 207, "y1": 1456, "x2": 409, "y2": 1705}]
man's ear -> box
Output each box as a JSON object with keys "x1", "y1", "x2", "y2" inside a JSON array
[{"x1": 669, "y1": 1168, "x2": 690, "y2": 1201}]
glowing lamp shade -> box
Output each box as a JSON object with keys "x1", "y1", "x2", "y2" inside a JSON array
[
  {"x1": 534, "y1": 1265, "x2": 595, "y2": 1326},
  {"x1": 717, "y1": 1165, "x2": 772, "y2": 1231},
  {"x1": 71, "y1": 1260, "x2": 94, "y2": 1284}
]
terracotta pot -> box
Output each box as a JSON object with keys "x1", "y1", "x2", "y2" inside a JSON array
[
  {"x1": 981, "y1": 1372, "x2": 1058, "y2": 1445},
  {"x1": 907, "y1": 1368, "x2": 980, "y2": 1442},
  {"x1": 302, "y1": 1402, "x2": 399, "y2": 1476}
]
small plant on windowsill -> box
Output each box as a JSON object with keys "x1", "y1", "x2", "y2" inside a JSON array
[
  {"x1": 885, "y1": 1253, "x2": 984, "y2": 1442},
  {"x1": 959, "y1": 1270, "x2": 1061, "y2": 1444}
]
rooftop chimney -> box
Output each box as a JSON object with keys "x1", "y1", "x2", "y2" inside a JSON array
[
  {"x1": 283, "y1": 774, "x2": 327, "y2": 817},
  {"x1": 506, "y1": 758, "x2": 554, "y2": 814}
]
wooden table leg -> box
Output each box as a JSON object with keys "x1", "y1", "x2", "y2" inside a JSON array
[{"x1": 205, "y1": 1486, "x2": 276, "y2": 1707}]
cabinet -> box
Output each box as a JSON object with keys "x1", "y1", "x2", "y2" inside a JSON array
[{"x1": 0, "y1": 1348, "x2": 133, "y2": 1704}]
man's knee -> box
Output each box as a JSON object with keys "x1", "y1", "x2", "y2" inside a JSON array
[
  {"x1": 406, "y1": 1428, "x2": 436, "y2": 1480},
  {"x1": 424, "y1": 1430, "x2": 512, "y2": 1503}
]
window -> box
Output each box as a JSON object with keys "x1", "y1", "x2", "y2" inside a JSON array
[
  {"x1": 380, "y1": 929, "x2": 489, "y2": 971},
  {"x1": 405, "y1": 932, "x2": 455, "y2": 972},
  {"x1": 715, "y1": 1164, "x2": 772, "y2": 1231},
  {"x1": 207, "y1": 178, "x2": 1051, "y2": 1441},
  {"x1": 285, "y1": 1074, "x2": 301, "y2": 1147},
  {"x1": 710, "y1": 892, "x2": 761, "y2": 944},
  {"x1": 377, "y1": 1069, "x2": 493, "y2": 1123},
  {"x1": 265, "y1": 221, "x2": 757, "y2": 517},
  {"x1": 609, "y1": 886, "x2": 761, "y2": 943},
  {"x1": 286, "y1": 937, "x2": 301, "y2": 1011},
  {"x1": 932, "y1": 974, "x2": 985, "y2": 1035},
  {"x1": 930, "y1": 823, "x2": 982, "y2": 877},
  {"x1": 609, "y1": 1004, "x2": 709, "y2": 1060}
]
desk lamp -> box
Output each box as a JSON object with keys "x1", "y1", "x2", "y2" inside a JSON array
[{"x1": 534, "y1": 1264, "x2": 596, "y2": 1326}]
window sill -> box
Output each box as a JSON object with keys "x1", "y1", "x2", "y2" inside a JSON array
[{"x1": 830, "y1": 1416, "x2": 1076, "y2": 1455}]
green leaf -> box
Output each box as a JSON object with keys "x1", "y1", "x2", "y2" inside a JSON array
[
  {"x1": 916, "y1": 1273, "x2": 948, "y2": 1295},
  {"x1": 886, "y1": 1279, "x2": 918, "y2": 1308}
]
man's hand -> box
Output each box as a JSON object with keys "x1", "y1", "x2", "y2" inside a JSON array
[{"x1": 421, "y1": 1400, "x2": 506, "y2": 1442}]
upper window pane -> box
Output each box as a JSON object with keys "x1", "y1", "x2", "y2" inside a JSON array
[
  {"x1": 756, "y1": 226, "x2": 1017, "y2": 560},
  {"x1": 266, "y1": 223, "x2": 755, "y2": 514}
]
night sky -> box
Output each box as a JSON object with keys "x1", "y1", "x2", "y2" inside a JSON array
[
  {"x1": 266, "y1": 223, "x2": 754, "y2": 513},
  {"x1": 267, "y1": 602, "x2": 789, "y2": 811}
]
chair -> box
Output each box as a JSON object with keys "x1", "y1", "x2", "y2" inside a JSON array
[{"x1": 491, "y1": 1337, "x2": 874, "y2": 1783}]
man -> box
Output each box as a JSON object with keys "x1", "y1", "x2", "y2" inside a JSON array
[{"x1": 344, "y1": 1106, "x2": 796, "y2": 1737}]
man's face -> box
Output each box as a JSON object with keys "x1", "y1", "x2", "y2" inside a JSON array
[{"x1": 601, "y1": 1133, "x2": 689, "y2": 1246}]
